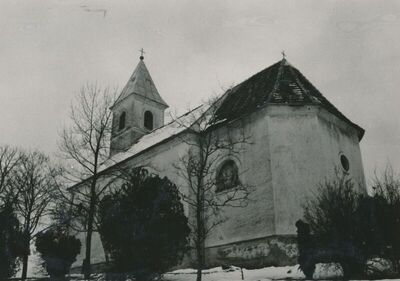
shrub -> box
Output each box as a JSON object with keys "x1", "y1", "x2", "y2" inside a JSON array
[
  {"x1": 0, "y1": 202, "x2": 24, "y2": 279},
  {"x1": 300, "y1": 175, "x2": 367, "y2": 279},
  {"x1": 98, "y1": 167, "x2": 190, "y2": 280},
  {"x1": 298, "y1": 167, "x2": 400, "y2": 279},
  {"x1": 371, "y1": 166, "x2": 400, "y2": 273},
  {"x1": 35, "y1": 229, "x2": 81, "y2": 279}
]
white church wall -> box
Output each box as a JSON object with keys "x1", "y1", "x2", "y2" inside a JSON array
[
  {"x1": 317, "y1": 108, "x2": 366, "y2": 193},
  {"x1": 268, "y1": 105, "x2": 366, "y2": 235},
  {"x1": 268, "y1": 105, "x2": 324, "y2": 236},
  {"x1": 204, "y1": 107, "x2": 276, "y2": 248}
]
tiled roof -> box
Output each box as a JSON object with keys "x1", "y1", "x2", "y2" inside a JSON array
[
  {"x1": 70, "y1": 58, "x2": 365, "y2": 190},
  {"x1": 112, "y1": 59, "x2": 168, "y2": 108},
  {"x1": 214, "y1": 59, "x2": 365, "y2": 140}
]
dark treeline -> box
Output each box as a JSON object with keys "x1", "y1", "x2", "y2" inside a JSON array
[
  {"x1": 0, "y1": 144, "x2": 190, "y2": 281},
  {"x1": 0, "y1": 146, "x2": 65, "y2": 280}
]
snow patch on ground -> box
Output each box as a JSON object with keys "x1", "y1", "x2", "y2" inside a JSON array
[
  {"x1": 51, "y1": 264, "x2": 400, "y2": 281},
  {"x1": 164, "y1": 265, "x2": 304, "y2": 281}
]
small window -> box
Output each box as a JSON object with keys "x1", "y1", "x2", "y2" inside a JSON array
[
  {"x1": 119, "y1": 112, "x2": 126, "y2": 131},
  {"x1": 144, "y1": 111, "x2": 153, "y2": 130},
  {"x1": 216, "y1": 160, "x2": 240, "y2": 192},
  {"x1": 340, "y1": 154, "x2": 350, "y2": 172}
]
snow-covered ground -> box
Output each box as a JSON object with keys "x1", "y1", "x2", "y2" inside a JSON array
[
  {"x1": 165, "y1": 265, "x2": 303, "y2": 281},
  {"x1": 64, "y1": 264, "x2": 400, "y2": 281},
  {"x1": 164, "y1": 265, "x2": 331, "y2": 281}
]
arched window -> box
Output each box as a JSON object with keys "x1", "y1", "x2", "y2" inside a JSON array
[
  {"x1": 144, "y1": 111, "x2": 153, "y2": 130},
  {"x1": 119, "y1": 112, "x2": 126, "y2": 131},
  {"x1": 340, "y1": 154, "x2": 350, "y2": 172},
  {"x1": 216, "y1": 160, "x2": 240, "y2": 192}
]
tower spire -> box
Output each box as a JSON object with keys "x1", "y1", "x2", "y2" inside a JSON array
[{"x1": 109, "y1": 51, "x2": 169, "y2": 156}]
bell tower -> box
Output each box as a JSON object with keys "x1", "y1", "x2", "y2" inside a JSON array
[{"x1": 109, "y1": 52, "x2": 169, "y2": 156}]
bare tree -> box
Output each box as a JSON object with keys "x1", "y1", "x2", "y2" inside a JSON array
[
  {"x1": 173, "y1": 98, "x2": 253, "y2": 281},
  {"x1": 0, "y1": 146, "x2": 22, "y2": 203},
  {"x1": 11, "y1": 150, "x2": 60, "y2": 280},
  {"x1": 0, "y1": 146, "x2": 23, "y2": 279},
  {"x1": 372, "y1": 164, "x2": 400, "y2": 205},
  {"x1": 371, "y1": 165, "x2": 400, "y2": 273},
  {"x1": 58, "y1": 84, "x2": 116, "y2": 279}
]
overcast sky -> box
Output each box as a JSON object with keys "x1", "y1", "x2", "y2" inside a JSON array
[{"x1": 1, "y1": 0, "x2": 399, "y2": 184}]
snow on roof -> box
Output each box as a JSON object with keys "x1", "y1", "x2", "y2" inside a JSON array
[{"x1": 99, "y1": 105, "x2": 206, "y2": 172}]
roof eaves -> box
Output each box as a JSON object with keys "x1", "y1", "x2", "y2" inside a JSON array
[
  {"x1": 68, "y1": 105, "x2": 204, "y2": 191},
  {"x1": 68, "y1": 128, "x2": 194, "y2": 191}
]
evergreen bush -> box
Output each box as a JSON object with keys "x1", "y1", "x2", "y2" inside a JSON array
[
  {"x1": 98, "y1": 167, "x2": 190, "y2": 280},
  {"x1": 35, "y1": 229, "x2": 81, "y2": 280},
  {"x1": 0, "y1": 202, "x2": 24, "y2": 279}
]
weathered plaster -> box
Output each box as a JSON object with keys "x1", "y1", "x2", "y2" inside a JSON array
[
  {"x1": 204, "y1": 108, "x2": 275, "y2": 247},
  {"x1": 267, "y1": 105, "x2": 366, "y2": 235}
]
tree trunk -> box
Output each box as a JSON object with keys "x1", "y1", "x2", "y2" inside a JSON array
[
  {"x1": 196, "y1": 186, "x2": 205, "y2": 281},
  {"x1": 195, "y1": 224, "x2": 203, "y2": 281},
  {"x1": 195, "y1": 145, "x2": 206, "y2": 281},
  {"x1": 196, "y1": 242, "x2": 205, "y2": 281},
  {"x1": 21, "y1": 222, "x2": 31, "y2": 280},
  {"x1": 83, "y1": 206, "x2": 94, "y2": 279},
  {"x1": 196, "y1": 268, "x2": 202, "y2": 281},
  {"x1": 21, "y1": 253, "x2": 29, "y2": 280},
  {"x1": 83, "y1": 178, "x2": 97, "y2": 279},
  {"x1": 196, "y1": 235, "x2": 204, "y2": 281}
]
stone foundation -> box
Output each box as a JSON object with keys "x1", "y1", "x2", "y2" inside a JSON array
[
  {"x1": 71, "y1": 235, "x2": 298, "y2": 273},
  {"x1": 180, "y1": 235, "x2": 298, "y2": 269},
  {"x1": 205, "y1": 235, "x2": 298, "y2": 268}
]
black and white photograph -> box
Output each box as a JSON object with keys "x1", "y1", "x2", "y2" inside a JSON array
[{"x1": 1, "y1": 1, "x2": 400, "y2": 280}]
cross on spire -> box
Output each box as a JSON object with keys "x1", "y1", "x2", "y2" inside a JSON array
[
  {"x1": 281, "y1": 50, "x2": 286, "y2": 59},
  {"x1": 139, "y1": 48, "x2": 145, "y2": 60}
]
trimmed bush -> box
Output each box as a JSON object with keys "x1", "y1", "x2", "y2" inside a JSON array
[{"x1": 35, "y1": 229, "x2": 81, "y2": 279}]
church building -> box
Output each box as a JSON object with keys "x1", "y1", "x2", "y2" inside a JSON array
[{"x1": 72, "y1": 53, "x2": 366, "y2": 270}]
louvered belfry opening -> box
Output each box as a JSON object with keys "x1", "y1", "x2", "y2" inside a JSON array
[
  {"x1": 144, "y1": 110, "x2": 153, "y2": 130},
  {"x1": 118, "y1": 111, "x2": 126, "y2": 130}
]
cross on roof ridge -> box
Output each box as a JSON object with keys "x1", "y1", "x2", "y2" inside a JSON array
[{"x1": 139, "y1": 48, "x2": 145, "y2": 60}]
